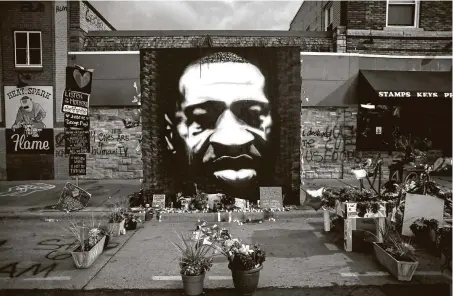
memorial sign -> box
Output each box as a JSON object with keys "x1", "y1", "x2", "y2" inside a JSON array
[
  {"x1": 152, "y1": 194, "x2": 166, "y2": 208},
  {"x1": 56, "y1": 182, "x2": 91, "y2": 212},
  {"x1": 64, "y1": 113, "x2": 90, "y2": 130},
  {"x1": 64, "y1": 129, "x2": 90, "y2": 154},
  {"x1": 69, "y1": 154, "x2": 87, "y2": 176},
  {"x1": 259, "y1": 187, "x2": 283, "y2": 209}
]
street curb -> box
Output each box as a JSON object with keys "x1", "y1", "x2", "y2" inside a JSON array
[
  {"x1": 0, "y1": 284, "x2": 450, "y2": 295},
  {"x1": 0, "y1": 208, "x2": 324, "y2": 222}
]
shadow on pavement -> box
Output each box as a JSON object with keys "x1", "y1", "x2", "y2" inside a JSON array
[{"x1": 0, "y1": 285, "x2": 450, "y2": 296}]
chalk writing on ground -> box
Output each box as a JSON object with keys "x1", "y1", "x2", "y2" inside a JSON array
[
  {"x1": 0, "y1": 262, "x2": 57, "y2": 278},
  {"x1": 0, "y1": 183, "x2": 56, "y2": 197}
]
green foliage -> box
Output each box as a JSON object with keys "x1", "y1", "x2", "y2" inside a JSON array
[
  {"x1": 215, "y1": 239, "x2": 266, "y2": 271},
  {"x1": 171, "y1": 232, "x2": 214, "y2": 276}
]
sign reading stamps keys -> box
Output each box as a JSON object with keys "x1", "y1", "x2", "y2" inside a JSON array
[
  {"x1": 259, "y1": 187, "x2": 283, "y2": 209},
  {"x1": 69, "y1": 154, "x2": 87, "y2": 176}
]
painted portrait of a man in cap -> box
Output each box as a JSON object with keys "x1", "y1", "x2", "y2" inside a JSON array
[{"x1": 11, "y1": 95, "x2": 46, "y2": 132}]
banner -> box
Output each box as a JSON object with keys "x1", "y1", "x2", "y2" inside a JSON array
[{"x1": 4, "y1": 86, "x2": 54, "y2": 154}]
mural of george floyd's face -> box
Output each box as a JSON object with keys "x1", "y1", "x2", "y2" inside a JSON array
[{"x1": 175, "y1": 52, "x2": 273, "y2": 191}]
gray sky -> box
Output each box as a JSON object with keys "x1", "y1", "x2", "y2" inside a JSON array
[{"x1": 90, "y1": 1, "x2": 302, "y2": 30}]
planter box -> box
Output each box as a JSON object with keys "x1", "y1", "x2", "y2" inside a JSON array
[
  {"x1": 108, "y1": 220, "x2": 125, "y2": 236},
  {"x1": 71, "y1": 236, "x2": 106, "y2": 269},
  {"x1": 373, "y1": 242, "x2": 418, "y2": 281}
]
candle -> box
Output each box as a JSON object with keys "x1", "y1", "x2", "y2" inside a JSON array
[
  {"x1": 228, "y1": 211, "x2": 232, "y2": 223},
  {"x1": 217, "y1": 212, "x2": 221, "y2": 222}
]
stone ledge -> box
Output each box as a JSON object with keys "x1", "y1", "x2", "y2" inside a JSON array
[{"x1": 347, "y1": 29, "x2": 452, "y2": 38}]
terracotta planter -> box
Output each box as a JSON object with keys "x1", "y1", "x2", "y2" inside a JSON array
[
  {"x1": 229, "y1": 264, "x2": 263, "y2": 296},
  {"x1": 108, "y1": 220, "x2": 125, "y2": 236},
  {"x1": 71, "y1": 236, "x2": 106, "y2": 269},
  {"x1": 373, "y1": 242, "x2": 418, "y2": 281},
  {"x1": 181, "y1": 273, "x2": 205, "y2": 296}
]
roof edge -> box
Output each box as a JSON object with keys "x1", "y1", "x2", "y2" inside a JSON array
[
  {"x1": 85, "y1": 30, "x2": 332, "y2": 37},
  {"x1": 82, "y1": 1, "x2": 116, "y2": 31}
]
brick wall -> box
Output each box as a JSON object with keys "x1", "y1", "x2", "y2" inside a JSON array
[
  {"x1": 0, "y1": 1, "x2": 54, "y2": 87},
  {"x1": 54, "y1": 107, "x2": 143, "y2": 179},
  {"x1": 54, "y1": 0, "x2": 68, "y2": 124},
  {"x1": 289, "y1": 1, "x2": 324, "y2": 31},
  {"x1": 301, "y1": 107, "x2": 443, "y2": 181},
  {"x1": 420, "y1": 1, "x2": 452, "y2": 31},
  {"x1": 346, "y1": 30, "x2": 452, "y2": 55},
  {"x1": 83, "y1": 33, "x2": 333, "y2": 52},
  {"x1": 69, "y1": 1, "x2": 113, "y2": 51}
]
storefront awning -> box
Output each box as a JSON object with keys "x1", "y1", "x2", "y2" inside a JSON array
[{"x1": 359, "y1": 70, "x2": 452, "y2": 104}]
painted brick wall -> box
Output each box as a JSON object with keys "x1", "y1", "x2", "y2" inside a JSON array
[
  {"x1": 69, "y1": 1, "x2": 113, "y2": 51},
  {"x1": 0, "y1": 1, "x2": 54, "y2": 86},
  {"x1": 54, "y1": 1, "x2": 68, "y2": 124},
  {"x1": 301, "y1": 107, "x2": 443, "y2": 180},
  {"x1": 54, "y1": 107, "x2": 143, "y2": 180}
]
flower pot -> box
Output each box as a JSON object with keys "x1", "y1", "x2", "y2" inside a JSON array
[
  {"x1": 108, "y1": 220, "x2": 125, "y2": 237},
  {"x1": 181, "y1": 273, "x2": 205, "y2": 296},
  {"x1": 229, "y1": 264, "x2": 263, "y2": 296},
  {"x1": 125, "y1": 220, "x2": 137, "y2": 230},
  {"x1": 373, "y1": 242, "x2": 418, "y2": 281},
  {"x1": 71, "y1": 236, "x2": 106, "y2": 269}
]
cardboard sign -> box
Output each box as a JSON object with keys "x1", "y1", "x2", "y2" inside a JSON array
[
  {"x1": 61, "y1": 66, "x2": 93, "y2": 116},
  {"x1": 207, "y1": 194, "x2": 222, "y2": 210},
  {"x1": 64, "y1": 129, "x2": 90, "y2": 154},
  {"x1": 259, "y1": 187, "x2": 283, "y2": 209},
  {"x1": 56, "y1": 182, "x2": 91, "y2": 212},
  {"x1": 346, "y1": 202, "x2": 357, "y2": 218},
  {"x1": 234, "y1": 198, "x2": 247, "y2": 209},
  {"x1": 64, "y1": 113, "x2": 90, "y2": 130},
  {"x1": 69, "y1": 154, "x2": 86, "y2": 176},
  {"x1": 152, "y1": 194, "x2": 166, "y2": 208},
  {"x1": 402, "y1": 193, "x2": 445, "y2": 236}
]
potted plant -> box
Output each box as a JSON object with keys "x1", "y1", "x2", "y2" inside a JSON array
[
  {"x1": 365, "y1": 219, "x2": 418, "y2": 281},
  {"x1": 124, "y1": 213, "x2": 142, "y2": 230},
  {"x1": 107, "y1": 207, "x2": 126, "y2": 236},
  {"x1": 215, "y1": 238, "x2": 266, "y2": 296},
  {"x1": 67, "y1": 219, "x2": 106, "y2": 269},
  {"x1": 171, "y1": 232, "x2": 214, "y2": 296}
]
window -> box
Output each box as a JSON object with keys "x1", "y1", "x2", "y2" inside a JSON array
[
  {"x1": 386, "y1": 0, "x2": 419, "y2": 28},
  {"x1": 324, "y1": 5, "x2": 333, "y2": 31},
  {"x1": 14, "y1": 31, "x2": 42, "y2": 67}
]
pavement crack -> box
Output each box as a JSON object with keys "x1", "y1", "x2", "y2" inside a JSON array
[{"x1": 80, "y1": 226, "x2": 140, "y2": 290}]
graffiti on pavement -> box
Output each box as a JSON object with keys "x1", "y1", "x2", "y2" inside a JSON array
[
  {"x1": 0, "y1": 262, "x2": 57, "y2": 278},
  {"x1": 0, "y1": 240, "x2": 12, "y2": 253},
  {"x1": 34, "y1": 239, "x2": 79, "y2": 260},
  {"x1": 0, "y1": 183, "x2": 56, "y2": 197}
]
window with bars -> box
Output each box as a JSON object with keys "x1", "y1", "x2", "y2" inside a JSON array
[
  {"x1": 386, "y1": 0, "x2": 419, "y2": 27},
  {"x1": 14, "y1": 31, "x2": 42, "y2": 67}
]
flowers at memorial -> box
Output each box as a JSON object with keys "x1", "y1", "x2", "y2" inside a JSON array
[
  {"x1": 171, "y1": 231, "x2": 214, "y2": 276},
  {"x1": 214, "y1": 238, "x2": 266, "y2": 270}
]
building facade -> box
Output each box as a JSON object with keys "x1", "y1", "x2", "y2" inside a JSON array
[
  {"x1": 290, "y1": 1, "x2": 452, "y2": 181},
  {"x1": 0, "y1": 1, "x2": 115, "y2": 180}
]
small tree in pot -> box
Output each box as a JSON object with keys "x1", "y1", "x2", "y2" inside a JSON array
[
  {"x1": 171, "y1": 232, "x2": 214, "y2": 296},
  {"x1": 215, "y1": 238, "x2": 266, "y2": 296}
]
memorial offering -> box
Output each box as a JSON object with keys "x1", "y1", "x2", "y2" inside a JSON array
[
  {"x1": 56, "y1": 182, "x2": 91, "y2": 212},
  {"x1": 64, "y1": 113, "x2": 90, "y2": 130},
  {"x1": 64, "y1": 129, "x2": 90, "y2": 154},
  {"x1": 62, "y1": 66, "x2": 93, "y2": 116},
  {"x1": 259, "y1": 187, "x2": 283, "y2": 209},
  {"x1": 152, "y1": 194, "x2": 166, "y2": 208},
  {"x1": 69, "y1": 154, "x2": 87, "y2": 176}
]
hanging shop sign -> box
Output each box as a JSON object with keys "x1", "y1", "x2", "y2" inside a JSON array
[
  {"x1": 4, "y1": 86, "x2": 54, "y2": 154},
  {"x1": 378, "y1": 91, "x2": 453, "y2": 98}
]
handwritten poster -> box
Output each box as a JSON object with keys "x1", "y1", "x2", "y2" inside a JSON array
[
  {"x1": 69, "y1": 154, "x2": 87, "y2": 176},
  {"x1": 64, "y1": 129, "x2": 90, "y2": 154},
  {"x1": 64, "y1": 113, "x2": 90, "y2": 130},
  {"x1": 4, "y1": 86, "x2": 54, "y2": 154},
  {"x1": 61, "y1": 66, "x2": 93, "y2": 116},
  {"x1": 56, "y1": 182, "x2": 91, "y2": 212}
]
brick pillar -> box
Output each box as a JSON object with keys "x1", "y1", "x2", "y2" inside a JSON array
[
  {"x1": 140, "y1": 50, "x2": 159, "y2": 204},
  {"x1": 335, "y1": 26, "x2": 347, "y2": 53}
]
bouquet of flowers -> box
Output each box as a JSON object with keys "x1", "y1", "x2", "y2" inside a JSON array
[{"x1": 214, "y1": 238, "x2": 266, "y2": 270}]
